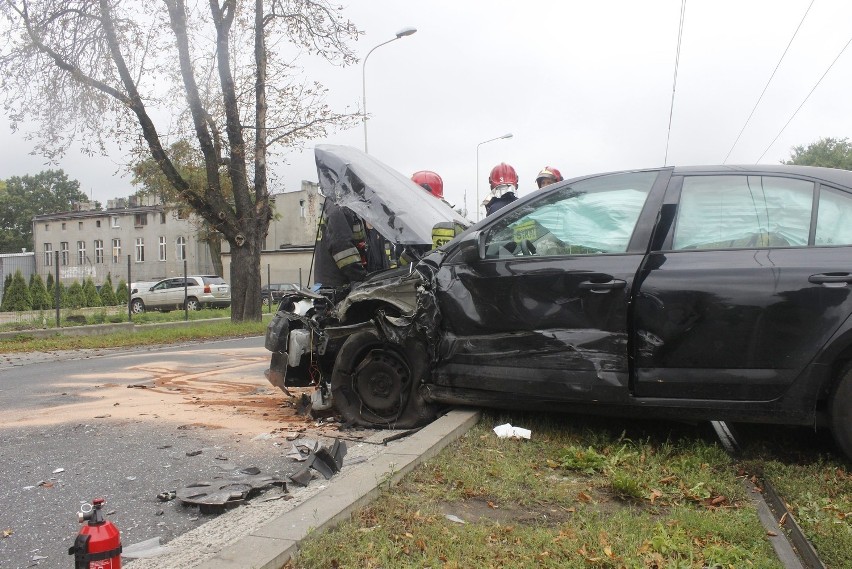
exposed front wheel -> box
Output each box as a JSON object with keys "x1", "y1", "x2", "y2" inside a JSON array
[
  {"x1": 185, "y1": 297, "x2": 200, "y2": 311},
  {"x1": 130, "y1": 299, "x2": 145, "y2": 314},
  {"x1": 331, "y1": 328, "x2": 437, "y2": 429},
  {"x1": 830, "y1": 365, "x2": 852, "y2": 462}
]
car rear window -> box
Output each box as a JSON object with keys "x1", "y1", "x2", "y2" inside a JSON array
[{"x1": 203, "y1": 277, "x2": 227, "y2": 285}]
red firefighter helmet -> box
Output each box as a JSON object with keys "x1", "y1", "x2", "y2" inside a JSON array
[
  {"x1": 411, "y1": 170, "x2": 444, "y2": 199},
  {"x1": 489, "y1": 163, "x2": 518, "y2": 189},
  {"x1": 535, "y1": 166, "x2": 563, "y2": 188}
]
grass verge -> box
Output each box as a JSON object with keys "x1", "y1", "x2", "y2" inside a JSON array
[
  {"x1": 290, "y1": 412, "x2": 786, "y2": 569},
  {"x1": 0, "y1": 317, "x2": 267, "y2": 353}
]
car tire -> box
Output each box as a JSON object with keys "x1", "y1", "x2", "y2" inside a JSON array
[
  {"x1": 130, "y1": 299, "x2": 145, "y2": 314},
  {"x1": 829, "y1": 365, "x2": 852, "y2": 461},
  {"x1": 185, "y1": 297, "x2": 200, "y2": 311},
  {"x1": 331, "y1": 328, "x2": 437, "y2": 429}
]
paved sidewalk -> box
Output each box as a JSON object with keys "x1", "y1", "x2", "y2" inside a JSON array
[{"x1": 126, "y1": 408, "x2": 480, "y2": 569}]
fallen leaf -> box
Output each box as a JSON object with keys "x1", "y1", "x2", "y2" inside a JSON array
[
  {"x1": 710, "y1": 495, "x2": 726, "y2": 505},
  {"x1": 658, "y1": 475, "x2": 677, "y2": 484},
  {"x1": 2, "y1": 528, "x2": 12, "y2": 538},
  {"x1": 649, "y1": 489, "x2": 663, "y2": 504},
  {"x1": 487, "y1": 501, "x2": 498, "y2": 509},
  {"x1": 578, "y1": 491, "x2": 592, "y2": 503},
  {"x1": 416, "y1": 538, "x2": 426, "y2": 552},
  {"x1": 767, "y1": 530, "x2": 778, "y2": 537},
  {"x1": 604, "y1": 545, "x2": 614, "y2": 558},
  {"x1": 779, "y1": 512, "x2": 788, "y2": 525},
  {"x1": 546, "y1": 459, "x2": 559, "y2": 468}
]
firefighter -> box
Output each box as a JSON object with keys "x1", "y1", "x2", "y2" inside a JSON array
[
  {"x1": 483, "y1": 163, "x2": 518, "y2": 216},
  {"x1": 535, "y1": 166, "x2": 563, "y2": 189},
  {"x1": 364, "y1": 221, "x2": 396, "y2": 272},
  {"x1": 313, "y1": 200, "x2": 367, "y2": 294}
]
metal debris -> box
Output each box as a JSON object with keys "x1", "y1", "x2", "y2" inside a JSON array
[{"x1": 175, "y1": 470, "x2": 287, "y2": 514}]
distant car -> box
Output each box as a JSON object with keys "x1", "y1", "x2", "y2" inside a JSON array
[
  {"x1": 261, "y1": 283, "x2": 302, "y2": 307},
  {"x1": 265, "y1": 145, "x2": 852, "y2": 462},
  {"x1": 130, "y1": 275, "x2": 230, "y2": 313}
]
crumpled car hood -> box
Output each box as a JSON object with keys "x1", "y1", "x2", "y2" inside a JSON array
[{"x1": 315, "y1": 144, "x2": 470, "y2": 246}]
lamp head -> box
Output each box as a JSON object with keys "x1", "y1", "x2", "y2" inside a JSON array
[{"x1": 396, "y1": 27, "x2": 417, "y2": 38}]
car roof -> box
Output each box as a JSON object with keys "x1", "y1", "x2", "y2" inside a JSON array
[{"x1": 670, "y1": 164, "x2": 852, "y2": 187}]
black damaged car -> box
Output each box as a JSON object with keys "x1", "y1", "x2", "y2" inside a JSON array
[{"x1": 266, "y1": 145, "x2": 852, "y2": 461}]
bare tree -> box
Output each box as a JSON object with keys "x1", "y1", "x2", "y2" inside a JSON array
[{"x1": 0, "y1": 0, "x2": 360, "y2": 321}]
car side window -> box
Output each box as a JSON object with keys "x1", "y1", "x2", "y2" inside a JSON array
[
  {"x1": 816, "y1": 186, "x2": 852, "y2": 246},
  {"x1": 672, "y1": 176, "x2": 813, "y2": 250},
  {"x1": 152, "y1": 281, "x2": 168, "y2": 291},
  {"x1": 483, "y1": 171, "x2": 657, "y2": 259}
]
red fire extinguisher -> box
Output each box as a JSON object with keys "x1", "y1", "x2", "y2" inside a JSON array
[{"x1": 68, "y1": 498, "x2": 122, "y2": 568}]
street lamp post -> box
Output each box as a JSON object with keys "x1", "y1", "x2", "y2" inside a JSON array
[
  {"x1": 475, "y1": 133, "x2": 513, "y2": 221},
  {"x1": 362, "y1": 26, "x2": 417, "y2": 153}
]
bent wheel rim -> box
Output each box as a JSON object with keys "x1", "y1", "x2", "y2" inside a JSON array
[{"x1": 352, "y1": 348, "x2": 410, "y2": 418}]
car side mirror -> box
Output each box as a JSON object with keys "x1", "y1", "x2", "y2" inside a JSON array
[{"x1": 456, "y1": 230, "x2": 486, "y2": 264}]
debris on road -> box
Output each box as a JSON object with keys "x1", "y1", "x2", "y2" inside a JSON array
[
  {"x1": 175, "y1": 467, "x2": 287, "y2": 514},
  {"x1": 156, "y1": 490, "x2": 176, "y2": 502},
  {"x1": 122, "y1": 536, "x2": 173, "y2": 559},
  {"x1": 185, "y1": 450, "x2": 202, "y2": 457},
  {"x1": 288, "y1": 439, "x2": 347, "y2": 486}
]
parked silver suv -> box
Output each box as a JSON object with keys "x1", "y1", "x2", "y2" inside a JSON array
[{"x1": 130, "y1": 275, "x2": 230, "y2": 313}]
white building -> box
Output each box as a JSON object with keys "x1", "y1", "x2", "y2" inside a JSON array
[{"x1": 32, "y1": 197, "x2": 216, "y2": 286}]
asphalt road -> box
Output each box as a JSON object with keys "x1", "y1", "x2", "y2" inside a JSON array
[{"x1": 0, "y1": 338, "x2": 342, "y2": 569}]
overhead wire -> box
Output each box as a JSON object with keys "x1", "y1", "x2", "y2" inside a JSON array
[
  {"x1": 664, "y1": 0, "x2": 687, "y2": 166},
  {"x1": 756, "y1": 33, "x2": 852, "y2": 163},
  {"x1": 723, "y1": 0, "x2": 814, "y2": 164}
]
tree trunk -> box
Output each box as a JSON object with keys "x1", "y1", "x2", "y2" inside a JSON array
[{"x1": 229, "y1": 232, "x2": 262, "y2": 321}]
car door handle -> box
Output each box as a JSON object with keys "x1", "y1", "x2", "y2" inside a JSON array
[
  {"x1": 578, "y1": 279, "x2": 627, "y2": 292},
  {"x1": 808, "y1": 273, "x2": 852, "y2": 285}
]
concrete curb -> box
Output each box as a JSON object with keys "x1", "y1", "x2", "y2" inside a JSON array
[{"x1": 196, "y1": 408, "x2": 481, "y2": 569}]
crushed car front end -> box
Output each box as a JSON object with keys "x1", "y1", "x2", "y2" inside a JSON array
[{"x1": 265, "y1": 259, "x2": 444, "y2": 427}]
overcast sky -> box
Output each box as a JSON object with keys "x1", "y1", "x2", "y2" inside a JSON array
[{"x1": 2, "y1": 0, "x2": 852, "y2": 220}]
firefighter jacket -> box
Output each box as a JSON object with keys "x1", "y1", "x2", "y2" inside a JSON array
[
  {"x1": 314, "y1": 201, "x2": 368, "y2": 288},
  {"x1": 484, "y1": 192, "x2": 517, "y2": 217}
]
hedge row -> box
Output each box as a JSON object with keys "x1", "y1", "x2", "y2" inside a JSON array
[{"x1": 0, "y1": 271, "x2": 128, "y2": 312}]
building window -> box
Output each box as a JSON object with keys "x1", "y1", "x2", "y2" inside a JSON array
[
  {"x1": 135, "y1": 237, "x2": 145, "y2": 262},
  {"x1": 96, "y1": 220, "x2": 101, "y2": 228},
  {"x1": 94, "y1": 240, "x2": 104, "y2": 264},
  {"x1": 44, "y1": 243, "x2": 53, "y2": 266},
  {"x1": 111, "y1": 216, "x2": 120, "y2": 228},
  {"x1": 44, "y1": 223, "x2": 50, "y2": 231},
  {"x1": 77, "y1": 241, "x2": 86, "y2": 265},
  {"x1": 134, "y1": 213, "x2": 147, "y2": 227},
  {"x1": 61, "y1": 222, "x2": 66, "y2": 230},
  {"x1": 176, "y1": 236, "x2": 186, "y2": 261},
  {"x1": 78, "y1": 221, "x2": 83, "y2": 230},
  {"x1": 300, "y1": 200, "x2": 306, "y2": 218},
  {"x1": 60, "y1": 242, "x2": 69, "y2": 265},
  {"x1": 158, "y1": 236, "x2": 167, "y2": 261},
  {"x1": 160, "y1": 212, "x2": 166, "y2": 224},
  {"x1": 112, "y1": 239, "x2": 121, "y2": 263}
]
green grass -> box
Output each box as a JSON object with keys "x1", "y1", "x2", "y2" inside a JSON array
[
  {"x1": 0, "y1": 306, "x2": 235, "y2": 332},
  {"x1": 0, "y1": 309, "x2": 268, "y2": 353},
  {"x1": 734, "y1": 424, "x2": 852, "y2": 568},
  {"x1": 290, "y1": 412, "x2": 784, "y2": 569}
]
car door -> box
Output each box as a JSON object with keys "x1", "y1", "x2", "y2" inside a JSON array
[
  {"x1": 145, "y1": 279, "x2": 174, "y2": 308},
  {"x1": 633, "y1": 172, "x2": 852, "y2": 403},
  {"x1": 432, "y1": 170, "x2": 668, "y2": 402}
]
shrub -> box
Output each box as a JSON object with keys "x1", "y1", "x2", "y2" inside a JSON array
[
  {"x1": 99, "y1": 273, "x2": 118, "y2": 306},
  {"x1": 0, "y1": 273, "x2": 11, "y2": 311},
  {"x1": 4, "y1": 270, "x2": 33, "y2": 311},
  {"x1": 83, "y1": 277, "x2": 102, "y2": 307},
  {"x1": 115, "y1": 279, "x2": 128, "y2": 305},
  {"x1": 29, "y1": 273, "x2": 50, "y2": 310},
  {"x1": 45, "y1": 273, "x2": 56, "y2": 308},
  {"x1": 66, "y1": 281, "x2": 86, "y2": 309}
]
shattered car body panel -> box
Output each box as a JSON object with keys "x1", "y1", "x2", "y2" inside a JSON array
[{"x1": 266, "y1": 146, "x2": 852, "y2": 459}]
